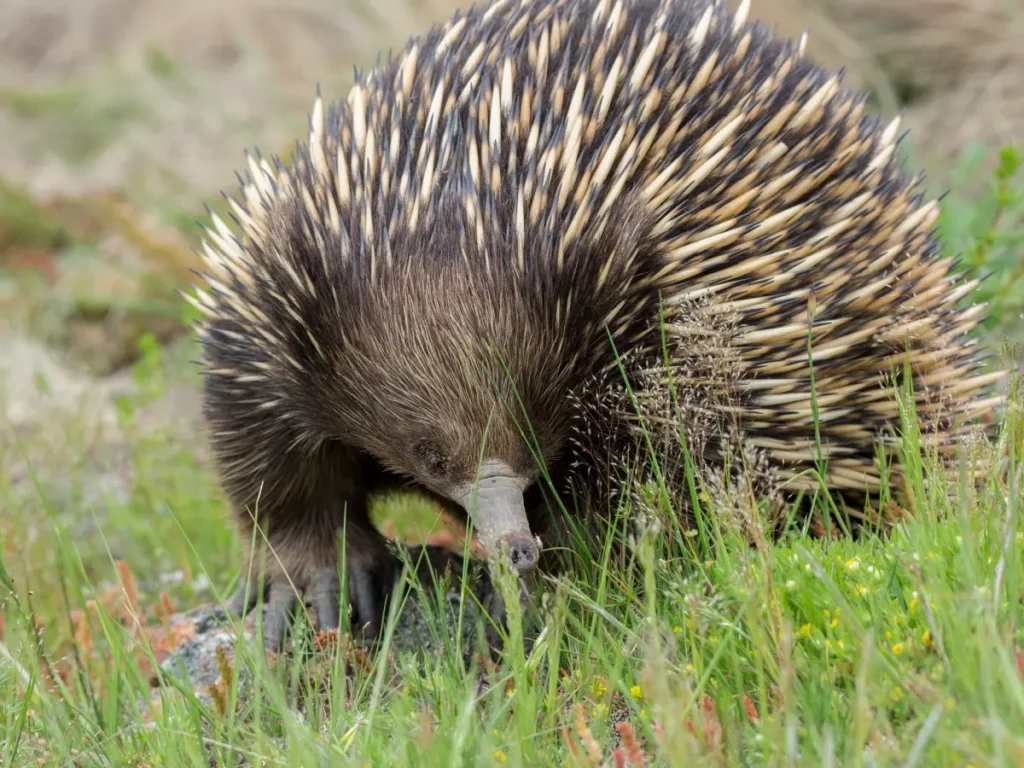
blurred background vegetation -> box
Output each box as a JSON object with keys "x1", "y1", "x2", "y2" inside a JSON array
[{"x1": 0, "y1": 0, "x2": 1022, "y2": 624}]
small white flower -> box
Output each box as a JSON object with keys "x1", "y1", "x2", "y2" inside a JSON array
[{"x1": 191, "y1": 574, "x2": 211, "y2": 591}]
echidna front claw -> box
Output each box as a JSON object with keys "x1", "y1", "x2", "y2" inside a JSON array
[
  {"x1": 347, "y1": 551, "x2": 398, "y2": 643},
  {"x1": 225, "y1": 573, "x2": 301, "y2": 652},
  {"x1": 262, "y1": 580, "x2": 299, "y2": 652},
  {"x1": 226, "y1": 578, "x2": 260, "y2": 618},
  {"x1": 307, "y1": 566, "x2": 341, "y2": 632}
]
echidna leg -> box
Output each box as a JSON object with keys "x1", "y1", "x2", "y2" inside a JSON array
[{"x1": 299, "y1": 450, "x2": 398, "y2": 645}]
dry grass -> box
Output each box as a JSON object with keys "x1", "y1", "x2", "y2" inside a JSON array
[
  {"x1": 0, "y1": 0, "x2": 459, "y2": 86},
  {"x1": 818, "y1": 0, "x2": 1024, "y2": 174},
  {"x1": 0, "y1": 0, "x2": 466, "y2": 204},
  {"x1": 820, "y1": 0, "x2": 1024, "y2": 92},
  {"x1": 0, "y1": 0, "x2": 1022, "y2": 202}
]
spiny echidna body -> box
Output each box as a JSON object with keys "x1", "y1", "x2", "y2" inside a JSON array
[{"x1": 188, "y1": 0, "x2": 1003, "y2": 650}]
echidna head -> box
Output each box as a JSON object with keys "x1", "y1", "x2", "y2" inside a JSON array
[
  {"x1": 333, "y1": 269, "x2": 571, "y2": 573},
  {"x1": 364, "y1": 408, "x2": 543, "y2": 574}
]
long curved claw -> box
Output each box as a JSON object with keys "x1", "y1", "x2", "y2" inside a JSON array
[
  {"x1": 308, "y1": 566, "x2": 341, "y2": 632},
  {"x1": 349, "y1": 554, "x2": 396, "y2": 643},
  {"x1": 262, "y1": 580, "x2": 298, "y2": 652},
  {"x1": 226, "y1": 577, "x2": 260, "y2": 617}
]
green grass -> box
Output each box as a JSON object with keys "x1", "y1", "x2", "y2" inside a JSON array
[
  {"x1": 0, "y1": 146, "x2": 1023, "y2": 766},
  {"x1": 0, "y1": 80, "x2": 146, "y2": 166},
  {"x1": 939, "y1": 146, "x2": 1024, "y2": 345},
  {"x1": 0, "y1": 177, "x2": 71, "y2": 254}
]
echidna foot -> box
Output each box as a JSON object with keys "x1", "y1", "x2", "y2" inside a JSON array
[
  {"x1": 225, "y1": 573, "x2": 301, "y2": 651},
  {"x1": 225, "y1": 553, "x2": 399, "y2": 652}
]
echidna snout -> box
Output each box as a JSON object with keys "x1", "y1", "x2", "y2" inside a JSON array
[{"x1": 454, "y1": 460, "x2": 538, "y2": 573}]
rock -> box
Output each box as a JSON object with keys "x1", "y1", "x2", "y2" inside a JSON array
[{"x1": 154, "y1": 604, "x2": 254, "y2": 712}]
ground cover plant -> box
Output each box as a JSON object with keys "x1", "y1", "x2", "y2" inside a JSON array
[{"x1": 1, "y1": 134, "x2": 1023, "y2": 767}]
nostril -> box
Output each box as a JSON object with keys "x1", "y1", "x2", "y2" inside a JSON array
[{"x1": 501, "y1": 534, "x2": 539, "y2": 572}]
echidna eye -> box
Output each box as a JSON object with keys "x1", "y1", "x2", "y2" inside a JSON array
[{"x1": 413, "y1": 439, "x2": 448, "y2": 477}]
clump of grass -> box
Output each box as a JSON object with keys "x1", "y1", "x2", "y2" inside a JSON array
[
  {"x1": 1, "y1": 147, "x2": 1023, "y2": 766},
  {"x1": 0, "y1": 177, "x2": 70, "y2": 254},
  {"x1": 0, "y1": 81, "x2": 146, "y2": 166},
  {"x1": 941, "y1": 144, "x2": 1024, "y2": 345}
]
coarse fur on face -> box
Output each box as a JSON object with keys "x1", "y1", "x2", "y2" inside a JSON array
[
  {"x1": 258, "y1": 185, "x2": 659, "y2": 501},
  {"x1": 189, "y1": 0, "x2": 1002, "y2": 650}
]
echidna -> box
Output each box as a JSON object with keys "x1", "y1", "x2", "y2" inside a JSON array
[{"x1": 187, "y1": 0, "x2": 1004, "y2": 650}]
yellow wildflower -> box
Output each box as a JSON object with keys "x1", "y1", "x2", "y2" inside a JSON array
[
  {"x1": 493, "y1": 749, "x2": 508, "y2": 763},
  {"x1": 892, "y1": 643, "x2": 904, "y2": 656},
  {"x1": 891, "y1": 686, "x2": 904, "y2": 702},
  {"x1": 673, "y1": 625, "x2": 683, "y2": 634},
  {"x1": 630, "y1": 685, "x2": 643, "y2": 700},
  {"x1": 800, "y1": 623, "x2": 812, "y2": 638}
]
